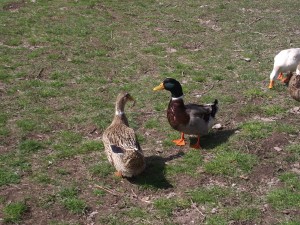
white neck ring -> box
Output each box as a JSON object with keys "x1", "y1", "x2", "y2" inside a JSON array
[
  {"x1": 115, "y1": 110, "x2": 124, "y2": 115},
  {"x1": 171, "y1": 95, "x2": 184, "y2": 101}
]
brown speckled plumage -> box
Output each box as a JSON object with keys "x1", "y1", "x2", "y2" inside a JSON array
[
  {"x1": 288, "y1": 74, "x2": 300, "y2": 102},
  {"x1": 102, "y1": 93, "x2": 145, "y2": 177}
]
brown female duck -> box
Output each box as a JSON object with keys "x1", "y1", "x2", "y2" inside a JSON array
[
  {"x1": 288, "y1": 72, "x2": 300, "y2": 102},
  {"x1": 102, "y1": 92, "x2": 145, "y2": 177},
  {"x1": 153, "y1": 78, "x2": 218, "y2": 149}
]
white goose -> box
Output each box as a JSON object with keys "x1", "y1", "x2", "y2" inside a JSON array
[{"x1": 268, "y1": 48, "x2": 300, "y2": 89}]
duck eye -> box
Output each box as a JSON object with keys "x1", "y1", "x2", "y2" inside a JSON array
[{"x1": 164, "y1": 82, "x2": 174, "y2": 90}]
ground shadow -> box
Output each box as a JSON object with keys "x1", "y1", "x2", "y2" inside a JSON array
[
  {"x1": 189, "y1": 128, "x2": 237, "y2": 150},
  {"x1": 128, "y1": 152, "x2": 184, "y2": 189}
]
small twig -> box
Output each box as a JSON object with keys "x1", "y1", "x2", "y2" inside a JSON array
[
  {"x1": 249, "y1": 17, "x2": 262, "y2": 25},
  {"x1": 94, "y1": 184, "x2": 120, "y2": 196},
  {"x1": 89, "y1": 128, "x2": 97, "y2": 134},
  {"x1": 130, "y1": 189, "x2": 152, "y2": 203},
  {"x1": 131, "y1": 189, "x2": 138, "y2": 198},
  {"x1": 36, "y1": 68, "x2": 45, "y2": 79},
  {"x1": 194, "y1": 84, "x2": 215, "y2": 97},
  {"x1": 191, "y1": 200, "x2": 206, "y2": 221}
]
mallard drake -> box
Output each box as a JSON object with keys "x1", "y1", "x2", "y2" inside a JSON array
[
  {"x1": 153, "y1": 78, "x2": 218, "y2": 149},
  {"x1": 268, "y1": 48, "x2": 300, "y2": 89},
  {"x1": 102, "y1": 92, "x2": 145, "y2": 177}
]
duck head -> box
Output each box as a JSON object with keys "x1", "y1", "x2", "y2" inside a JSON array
[
  {"x1": 153, "y1": 78, "x2": 184, "y2": 98},
  {"x1": 115, "y1": 92, "x2": 135, "y2": 115}
]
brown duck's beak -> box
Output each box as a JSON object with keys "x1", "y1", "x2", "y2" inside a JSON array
[
  {"x1": 127, "y1": 95, "x2": 136, "y2": 107},
  {"x1": 153, "y1": 82, "x2": 164, "y2": 91}
]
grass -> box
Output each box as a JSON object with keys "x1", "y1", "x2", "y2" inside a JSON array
[
  {"x1": 58, "y1": 187, "x2": 87, "y2": 214},
  {"x1": 188, "y1": 186, "x2": 230, "y2": 205},
  {"x1": 1, "y1": 0, "x2": 300, "y2": 224},
  {"x1": 267, "y1": 172, "x2": 300, "y2": 210},
  {"x1": 3, "y1": 201, "x2": 28, "y2": 223}
]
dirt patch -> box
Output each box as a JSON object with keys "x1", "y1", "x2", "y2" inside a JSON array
[
  {"x1": 249, "y1": 163, "x2": 276, "y2": 184},
  {"x1": 254, "y1": 132, "x2": 290, "y2": 158},
  {"x1": 174, "y1": 206, "x2": 205, "y2": 225},
  {"x1": 3, "y1": 1, "x2": 25, "y2": 12}
]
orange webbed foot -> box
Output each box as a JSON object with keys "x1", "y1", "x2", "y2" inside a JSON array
[
  {"x1": 172, "y1": 138, "x2": 186, "y2": 146},
  {"x1": 114, "y1": 171, "x2": 122, "y2": 177},
  {"x1": 268, "y1": 80, "x2": 275, "y2": 89},
  {"x1": 190, "y1": 136, "x2": 201, "y2": 149},
  {"x1": 190, "y1": 143, "x2": 201, "y2": 149},
  {"x1": 277, "y1": 73, "x2": 283, "y2": 80},
  {"x1": 282, "y1": 73, "x2": 292, "y2": 84},
  {"x1": 172, "y1": 133, "x2": 185, "y2": 146}
]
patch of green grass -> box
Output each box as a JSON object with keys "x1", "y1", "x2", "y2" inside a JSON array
[
  {"x1": 56, "y1": 168, "x2": 70, "y2": 176},
  {"x1": 38, "y1": 194, "x2": 57, "y2": 209},
  {"x1": 275, "y1": 123, "x2": 298, "y2": 134},
  {"x1": 188, "y1": 186, "x2": 230, "y2": 205},
  {"x1": 267, "y1": 172, "x2": 300, "y2": 211},
  {"x1": 3, "y1": 201, "x2": 27, "y2": 223},
  {"x1": 285, "y1": 144, "x2": 300, "y2": 163},
  {"x1": 244, "y1": 88, "x2": 266, "y2": 99},
  {"x1": 153, "y1": 198, "x2": 189, "y2": 216},
  {"x1": 62, "y1": 198, "x2": 87, "y2": 214},
  {"x1": 0, "y1": 126, "x2": 9, "y2": 137},
  {"x1": 144, "y1": 118, "x2": 161, "y2": 129},
  {"x1": 59, "y1": 187, "x2": 87, "y2": 214},
  {"x1": 33, "y1": 173, "x2": 53, "y2": 185},
  {"x1": 16, "y1": 119, "x2": 38, "y2": 132},
  {"x1": 0, "y1": 195, "x2": 5, "y2": 204},
  {"x1": 267, "y1": 188, "x2": 300, "y2": 210},
  {"x1": 52, "y1": 143, "x2": 77, "y2": 159},
  {"x1": 89, "y1": 161, "x2": 114, "y2": 178},
  {"x1": 50, "y1": 71, "x2": 72, "y2": 80},
  {"x1": 98, "y1": 214, "x2": 122, "y2": 225},
  {"x1": 239, "y1": 121, "x2": 274, "y2": 139},
  {"x1": 204, "y1": 151, "x2": 257, "y2": 176},
  {"x1": 262, "y1": 105, "x2": 286, "y2": 116},
  {"x1": 206, "y1": 215, "x2": 227, "y2": 225},
  {"x1": 279, "y1": 222, "x2": 300, "y2": 225},
  {"x1": 93, "y1": 189, "x2": 106, "y2": 197},
  {"x1": 19, "y1": 139, "x2": 44, "y2": 154},
  {"x1": 143, "y1": 45, "x2": 165, "y2": 56},
  {"x1": 124, "y1": 207, "x2": 147, "y2": 219},
  {"x1": 78, "y1": 141, "x2": 103, "y2": 154},
  {"x1": 58, "y1": 130, "x2": 83, "y2": 144},
  {"x1": 59, "y1": 187, "x2": 79, "y2": 199},
  {"x1": 238, "y1": 104, "x2": 262, "y2": 116},
  {"x1": 4, "y1": 38, "x2": 22, "y2": 46},
  {"x1": 228, "y1": 207, "x2": 261, "y2": 222},
  {"x1": 212, "y1": 74, "x2": 224, "y2": 81},
  {"x1": 278, "y1": 172, "x2": 300, "y2": 190},
  {"x1": 0, "y1": 168, "x2": 20, "y2": 186},
  {"x1": 166, "y1": 150, "x2": 203, "y2": 175}
]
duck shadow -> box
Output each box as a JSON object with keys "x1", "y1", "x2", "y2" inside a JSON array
[
  {"x1": 189, "y1": 128, "x2": 237, "y2": 150},
  {"x1": 128, "y1": 152, "x2": 184, "y2": 189}
]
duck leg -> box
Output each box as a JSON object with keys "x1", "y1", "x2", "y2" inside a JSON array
[
  {"x1": 114, "y1": 171, "x2": 123, "y2": 177},
  {"x1": 172, "y1": 132, "x2": 186, "y2": 146},
  {"x1": 281, "y1": 72, "x2": 293, "y2": 84},
  {"x1": 277, "y1": 72, "x2": 284, "y2": 80},
  {"x1": 268, "y1": 80, "x2": 275, "y2": 89},
  {"x1": 190, "y1": 135, "x2": 201, "y2": 149}
]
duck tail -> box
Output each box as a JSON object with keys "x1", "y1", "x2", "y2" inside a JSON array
[{"x1": 211, "y1": 99, "x2": 218, "y2": 118}]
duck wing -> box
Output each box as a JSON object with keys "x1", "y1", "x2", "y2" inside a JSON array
[
  {"x1": 104, "y1": 125, "x2": 141, "y2": 152},
  {"x1": 185, "y1": 99, "x2": 218, "y2": 122}
]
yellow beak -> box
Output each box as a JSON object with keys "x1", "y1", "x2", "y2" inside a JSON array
[{"x1": 153, "y1": 83, "x2": 165, "y2": 91}]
